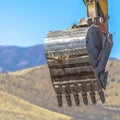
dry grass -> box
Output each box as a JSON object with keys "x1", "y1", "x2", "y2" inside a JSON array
[
  {"x1": 105, "y1": 60, "x2": 120, "y2": 105},
  {"x1": 0, "y1": 90, "x2": 71, "y2": 120}
]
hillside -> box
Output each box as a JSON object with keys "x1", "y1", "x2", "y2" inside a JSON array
[
  {"x1": 0, "y1": 45, "x2": 46, "y2": 73},
  {"x1": 0, "y1": 60, "x2": 120, "y2": 120},
  {"x1": 105, "y1": 60, "x2": 120, "y2": 105},
  {"x1": 0, "y1": 90, "x2": 71, "y2": 120}
]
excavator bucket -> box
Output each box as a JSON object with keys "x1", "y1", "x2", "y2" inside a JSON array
[{"x1": 44, "y1": 25, "x2": 113, "y2": 107}]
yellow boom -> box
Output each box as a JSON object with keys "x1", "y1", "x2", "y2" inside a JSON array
[{"x1": 84, "y1": 0, "x2": 108, "y2": 32}]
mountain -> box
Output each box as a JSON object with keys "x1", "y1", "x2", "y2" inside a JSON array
[
  {"x1": 109, "y1": 57, "x2": 118, "y2": 60},
  {"x1": 0, "y1": 67, "x2": 7, "y2": 73},
  {"x1": 0, "y1": 45, "x2": 46, "y2": 73},
  {"x1": 0, "y1": 60, "x2": 120, "y2": 120}
]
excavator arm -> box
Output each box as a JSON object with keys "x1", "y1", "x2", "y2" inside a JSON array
[
  {"x1": 83, "y1": 0, "x2": 109, "y2": 33},
  {"x1": 44, "y1": 0, "x2": 113, "y2": 107},
  {"x1": 84, "y1": 0, "x2": 108, "y2": 18}
]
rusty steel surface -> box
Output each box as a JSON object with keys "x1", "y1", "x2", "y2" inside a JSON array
[{"x1": 44, "y1": 25, "x2": 113, "y2": 107}]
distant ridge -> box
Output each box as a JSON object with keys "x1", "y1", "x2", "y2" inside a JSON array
[
  {"x1": 0, "y1": 44, "x2": 46, "y2": 73},
  {"x1": 0, "y1": 67, "x2": 7, "y2": 73},
  {"x1": 109, "y1": 57, "x2": 118, "y2": 60}
]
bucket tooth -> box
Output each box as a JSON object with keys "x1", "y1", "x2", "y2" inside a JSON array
[
  {"x1": 82, "y1": 91, "x2": 88, "y2": 105},
  {"x1": 54, "y1": 85, "x2": 63, "y2": 107},
  {"x1": 81, "y1": 83, "x2": 88, "y2": 105},
  {"x1": 65, "y1": 94, "x2": 72, "y2": 107},
  {"x1": 62, "y1": 85, "x2": 72, "y2": 107},
  {"x1": 98, "y1": 90, "x2": 105, "y2": 103},
  {"x1": 78, "y1": 83, "x2": 82, "y2": 92},
  {"x1": 94, "y1": 82, "x2": 105, "y2": 103},
  {"x1": 89, "y1": 90, "x2": 96, "y2": 104},
  {"x1": 70, "y1": 84, "x2": 80, "y2": 106},
  {"x1": 73, "y1": 93, "x2": 80, "y2": 106},
  {"x1": 86, "y1": 82, "x2": 96, "y2": 104},
  {"x1": 56, "y1": 94, "x2": 63, "y2": 107}
]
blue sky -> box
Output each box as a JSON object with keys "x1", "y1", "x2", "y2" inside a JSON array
[{"x1": 0, "y1": 0, "x2": 120, "y2": 59}]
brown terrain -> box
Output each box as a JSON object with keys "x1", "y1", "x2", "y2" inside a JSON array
[{"x1": 0, "y1": 60, "x2": 120, "y2": 120}]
